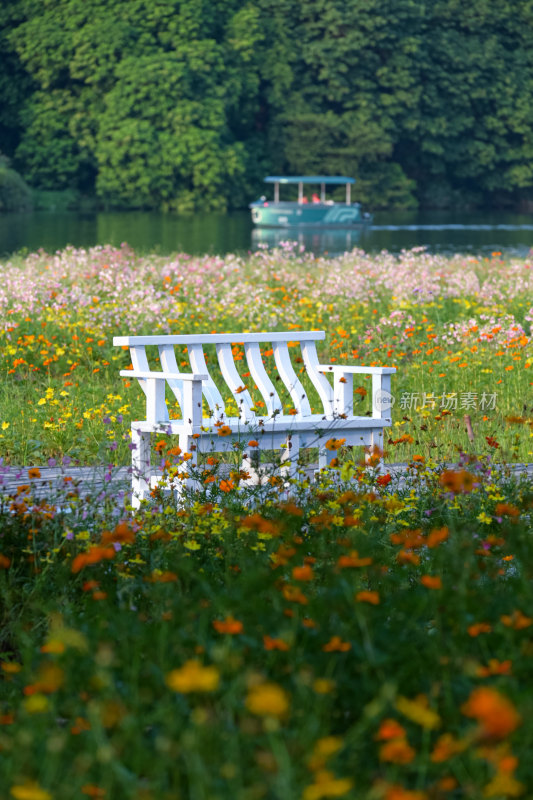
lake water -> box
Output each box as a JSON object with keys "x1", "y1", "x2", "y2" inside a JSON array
[{"x1": 2, "y1": 208, "x2": 533, "y2": 257}]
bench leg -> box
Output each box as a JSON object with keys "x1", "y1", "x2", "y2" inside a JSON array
[
  {"x1": 318, "y1": 439, "x2": 337, "y2": 470},
  {"x1": 280, "y1": 434, "x2": 300, "y2": 478},
  {"x1": 176, "y1": 433, "x2": 199, "y2": 495},
  {"x1": 131, "y1": 428, "x2": 151, "y2": 509},
  {"x1": 366, "y1": 430, "x2": 385, "y2": 473}
]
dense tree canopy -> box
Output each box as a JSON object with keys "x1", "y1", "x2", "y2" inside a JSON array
[{"x1": 2, "y1": 0, "x2": 533, "y2": 210}]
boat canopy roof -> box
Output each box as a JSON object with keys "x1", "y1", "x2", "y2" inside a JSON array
[{"x1": 264, "y1": 175, "x2": 355, "y2": 185}]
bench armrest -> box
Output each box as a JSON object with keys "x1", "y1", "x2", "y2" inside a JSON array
[
  {"x1": 318, "y1": 364, "x2": 396, "y2": 375},
  {"x1": 318, "y1": 364, "x2": 395, "y2": 418},
  {"x1": 121, "y1": 371, "x2": 207, "y2": 426},
  {"x1": 120, "y1": 370, "x2": 208, "y2": 381}
]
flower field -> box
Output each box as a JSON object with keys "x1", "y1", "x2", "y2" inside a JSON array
[
  {"x1": 1, "y1": 456, "x2": 532, "y2": 799},
  {"x1": 0, "y1": 244, "x2": 531, "y2": 464},
  {"x1": 1, "y1": 245, "x2": 532, "y2": 799}
]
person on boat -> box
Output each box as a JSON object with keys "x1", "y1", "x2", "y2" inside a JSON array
[
  {"x1": 301, "y1": 195, "x2": 309, "y2": 203},
  {"x1": 312, "y1": 193, "x2": 321, "y2": 203}
]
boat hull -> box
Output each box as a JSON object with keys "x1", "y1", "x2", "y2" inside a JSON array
[{"x1": 249, "y1": 201, "x2": 371, "y2": 228}]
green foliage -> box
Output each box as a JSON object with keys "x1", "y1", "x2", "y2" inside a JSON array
[
  {"x1": 0, "y1": 153, "x2": 32, "y2": 212},
  {"x1": 3, "y1": 0, "x2": 533, "y2": 209}
]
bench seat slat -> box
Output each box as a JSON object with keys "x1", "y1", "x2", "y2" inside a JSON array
[{"x1": 131, "y1": 414, "x2": 391, "y2": 432}]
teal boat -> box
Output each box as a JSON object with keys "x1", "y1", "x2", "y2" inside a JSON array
[{"x1": 249, "y1": 176, "x2": 372, "y2": 228}]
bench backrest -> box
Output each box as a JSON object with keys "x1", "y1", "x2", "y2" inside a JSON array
[{"x1": 114, "y1": 331, "x2": 334, "y2": 420}]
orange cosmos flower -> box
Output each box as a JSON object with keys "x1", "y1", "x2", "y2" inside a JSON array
[
  {"x1": 0, "y1": 554, "x2": 11, "y2": 569},
  {"x1": 322, "y1": 636, "x2": 351, "y2": 652},
  {"x1": 500, "y1": 610, "x2": 532, "y2": 629},
  {"x1": 248, "y1": 439, "x2": 259, "y2": 447},
  {"x1": 219, "y1": 479, "x2": 234, "y2": 492},
  {"x1": 81, "y1": 785, "x2": 106, "y2": 798},
  {"x1": 426, "y1": 526, "x2": 449, "y2": 548},
  {"x1": 377, "y1": 473, "x2": 392, "y2": 487},
  {"x1": 436, "y1": 777, "x2": 458, "y2": 792},
  {"x1": 241, "y1": 513, "x2": 281, "y2": 536},
  {"x1": 217, "y1": 425, "x2": 232, "y2": 437},
  {"x1": 24, "y1": 663, "x2": 64, "y2": 695},
  {"x1": 279, "y1": 501, "x2": 303, "y2": 516},
  {"x1": 375, "y1": 719, "x2": 407, "y2": 741},
  {"x1": 27, "y1": 468, "x2": 41, "y2": 479},
  {"x1": 461, "y1": 687, "x2": 521, "y2": 739},
  {"x1": 292, "y1": 564, "x2": 314, "y2": 581},
  {"x1": 325, "y1": 437, "x2": 346, "y2": 451},
  {"x1": 71, "y1": 546, "x2": 116, "y2": 573},
  {"x1": 439, "y1": 469, "x2": 475, "y2": 493},
  {"x1": 282, "y1": 585, "x2": 308, "y2": 604},
  {"x1": 379, "y1": 738, "x2": 416, "y2": 764},
  {"x1": 476, "y1": 659, "x2": 512, "y2": 677},
  {"x1": 212, "y1": 616, "x2": 243, "y2": 635},
  {"x1": 397, "y1": 550, "x2": 420, "y2": 566},
  {"x1": 390, "y1": 529, "x2": 424, "y2": 549},
  {"x1": 337, "y1": 551, "x2": 372, "y2": 568},
  {"x1": 420, "y1": 575, "x2": 442, "y2": 590},
  {"x1": 383, "y1": 785, "x2": 428, "y2": 800},
  {"x1": 263, "y1": 635, "x2": 290, "y2": 651},
  {"x1": 467, "y1": 622, "x2": 492, "y2": 637},
  {"x1": 101, "y1": 521, "x2": 135, "y2": 545},
  {"x1": 355, "y1": 590, "x2": 380, "y2": 605},
  {"x1": 494, "y1": 503, "x2": 520, "y2": 517}
]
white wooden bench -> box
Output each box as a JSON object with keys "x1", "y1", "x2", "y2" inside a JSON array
[{"x1": 113, "y1": 331, "x2": 395, "y2": 507}]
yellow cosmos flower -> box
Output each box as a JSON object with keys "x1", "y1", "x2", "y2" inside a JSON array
[
  {"x1": 10, "y1": 783, "x2": 52, "y2": 800},
  {"x1": 303, "y1": 770, "x2": 353, "y2": 800},
  {"x1": 396, "y1": 695, "x2": 441, "y2": 730},
  {"x1": 165, "y1": 660, "x2": 220, "y2": 693},
  {"x1": 22, "y1": 694, "x2": 49, "y2": 714},
  {"x1": 245, "y1": 682, "x2": 289, "y2": 718}
]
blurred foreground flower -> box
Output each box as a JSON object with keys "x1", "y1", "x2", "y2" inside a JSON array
[
  {"x1": 303, "y1": 770, "x2": 353, "y2": 800},
  {"x1": 245, "y1": 681, "x2": 289, "y2": 718},
  {"x1": 10, "y1": 783, "x2": 52, "y2": 800},
  {"x1": 165, "y1": 660, "x2": 220, "y2": 693},
  {"x1": 439, "y1": 469, "x2": 475, "y2": 494},
  {"x1": 461, "y1": 687, "x2": 521, "y2": 739}
]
